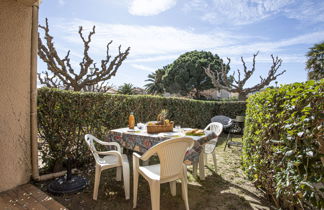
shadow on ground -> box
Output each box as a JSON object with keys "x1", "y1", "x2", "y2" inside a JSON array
[{"x1": 33, "y1": 135, "x2": 272, "y2": 210}]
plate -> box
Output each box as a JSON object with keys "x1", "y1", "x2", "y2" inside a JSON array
[
  {"x1": 127, "y1": 129, "x2": 139, "y2": 132},
  {"x1": 158, "y1": 133, "x2": 182, "y2": 138}
]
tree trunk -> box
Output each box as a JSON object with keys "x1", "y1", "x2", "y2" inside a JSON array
[
  {"x1": 195, "y1": 90, "x2": 200, "y2": 99},
  {"x1": 66, "y1": 158, "x2": 72, "y2": 181},
  {"x1": 73, "y1": 86, "x2": 82, "y2": 91},
  {"x1": 238, "y1": 93, "x2": 247, "y2": 101},
  {"x1": 53, "y1": 159, "x2": 64, "y2": 172}
]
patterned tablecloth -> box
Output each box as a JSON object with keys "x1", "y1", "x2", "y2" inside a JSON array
[{"x1": 106, "y1": 128, "x2": 217, "y2": 164}]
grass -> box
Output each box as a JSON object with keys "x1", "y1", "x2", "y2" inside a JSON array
[{"x1": 33, "y1": 134, "x2": 273, "y2": 210}]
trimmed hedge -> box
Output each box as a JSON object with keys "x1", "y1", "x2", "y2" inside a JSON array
[
  {"x1": 242, "y1": 80, "x2": 324, "y2": 209},
  {"x1": 38, "y1": 87, "x2": 246, "y2": 172}
]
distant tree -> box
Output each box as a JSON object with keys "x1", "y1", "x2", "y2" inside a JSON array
[
  {"x1": 306, "y1": 41, "x2": 324, "y2": 80},
  {"x1": 204, "y1": 52, "x2": 286, "y2": 101},
  {"x1": 38, "y1": 18, "x2": 130, "y2": 92},
  {"x1": 162, "y1": 51, "x2": 229, "y2": 99},
  {"x1": 118, "y1": 83, "x2": 135, "y2": 95},
  {"x1": 144, "y1": 67, "x2": 167, "y2": 95}
]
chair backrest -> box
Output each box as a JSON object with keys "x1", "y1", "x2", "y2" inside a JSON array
[
  {"x1": 84, "y1": 134, "x2": 100, "y2": 163},
  {"x1": 142, "y1": 137, "x2": 194, "y2": 179},
  {"x1": 204, "y1": 122, "x2": 223, "y2": 136}
]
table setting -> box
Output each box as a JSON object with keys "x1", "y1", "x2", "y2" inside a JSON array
[
  {"x1": 105, "y1": 109, "x2": 217, "y2": 180},
  {"x1": 106, "y1": 112, "x2": 216, "y2": 160}
]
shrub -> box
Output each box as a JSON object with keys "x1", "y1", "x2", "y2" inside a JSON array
[
  {"x1": 38, "y1": 88, "x2": 246, "y2": 172},
  {"x1": 242, "y1": 80, "x2": 324, "y2": 209}
]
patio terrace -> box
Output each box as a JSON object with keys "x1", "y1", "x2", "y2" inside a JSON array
[
  {"x1": 0, "y1": 184, "x2": 66, "y2": 210},
  {"x1": 33, "y1": 136, "x2": 271, "y2": 210}
]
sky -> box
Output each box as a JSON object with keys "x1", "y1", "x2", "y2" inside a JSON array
[{"x1": 38, "y1": 0, "x2": 324, "y2": 89}]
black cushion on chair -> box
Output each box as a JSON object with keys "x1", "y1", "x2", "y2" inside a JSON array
[{"x1": 210, "y1": 115, "x2": 233, "y2": 129}]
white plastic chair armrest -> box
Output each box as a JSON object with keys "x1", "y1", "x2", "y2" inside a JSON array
[
  {"x1": 133, "y1": 152, "x2": 141, "y2": 168},
  {"x1": 93, "y1": 138, "x2": 121, "y2": 153},
  {"x1": 204, "y1": 124, "x2": 210, "y2": 131},
  {"x1": 97, "y1": 150, "x2": 123, "y2": 163},
  {"x1": 140, "y1": 148, "x2": 156, "y2": 161},
  {"x1": 133, "y1": 152, "x2": 142, "y2": 159}
]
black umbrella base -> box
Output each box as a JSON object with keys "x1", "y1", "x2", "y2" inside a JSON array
[{"x1": 48, "y1": 175, "x2": 88, "y2": 195}]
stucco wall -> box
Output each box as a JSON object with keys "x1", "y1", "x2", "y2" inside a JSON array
[{"x1": 0, "y1": 0, "x2": 33, "y2": 192}]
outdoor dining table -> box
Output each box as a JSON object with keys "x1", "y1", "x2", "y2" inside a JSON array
[{"x1": 106, "y1": 127, "x2": 218, "y2": 180}]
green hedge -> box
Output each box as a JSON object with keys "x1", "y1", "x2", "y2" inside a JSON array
[
  {"x1": 242, "y1": 80, "x2": 324, "y2": 209},
  {"x1": 38, "y1": 88, "x2": 246, "y2": 172}
]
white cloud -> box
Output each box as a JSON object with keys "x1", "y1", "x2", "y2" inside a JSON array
[
  {"x1": 58, "y1": 0, "x2": 65, "y2": 6},
  {"x1": 58, "y1": 19, "x2": 242, "y2": 57},
  {"x1": 183, "y1": 0, "x2": 208, "y2": 12},
  {"x1": 128, "y1": 54, "x2": 178, "y2": 63},
  {"x1": 51, "y1": 18, "x2": 324, "y2": 71},
  {"x1": 131, "y1": 64, "x2": 156, "y2": 72},
  {"x1": 189, "y1": 0, "x2": 294, "y2": 25},
  {"x1": 228, "y1": 54, "x2": 305, "y2": 66},
  {"x1": 208, "y1": 30, "x2": 324, "y2": 58},
  {"x1": 129, "y1": 0, "x2": 177, "y2": 16},
  {"x1": 184, "y1": 0, "x2": 324, "y2": 25},
  {"x1": 284, "y1": 1, "x2": 324, "y2": 24}
]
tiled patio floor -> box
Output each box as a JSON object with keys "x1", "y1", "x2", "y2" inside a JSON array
[{"x1": 0, "y1": 184, "x2": 66, "y2": 210}]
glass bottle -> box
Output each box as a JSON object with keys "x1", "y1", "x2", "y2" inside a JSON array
[{"x1": 128, "y1": 112, "x2": 135, "y2": 129}]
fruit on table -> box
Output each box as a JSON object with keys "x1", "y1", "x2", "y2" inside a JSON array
[{"x1": 157, "y1": 109, "x2": 168, "y2": 123}]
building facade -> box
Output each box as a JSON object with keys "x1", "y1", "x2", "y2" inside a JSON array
[{"x1": 0, "y1": 0, "x2": 39, "y2": 192}]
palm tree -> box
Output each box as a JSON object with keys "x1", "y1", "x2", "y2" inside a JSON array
[
  {"x1": 306, "y1": 41, "x2": 324, "y2": 80},
  {"x1": 144, "y1": 67, "x2": 167, "y2": 95},
  {"x1": 118, "y1": 83, "x2": 135, "y2": 95}
]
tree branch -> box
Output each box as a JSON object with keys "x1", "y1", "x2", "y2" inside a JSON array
[
  {"x1": 38, "y1": 18, "x2": 130, "y2": 92},
  {"x1": 204, "y1": 52, "x2": 286, "y2": 100},
  {"x1": 245, "y1": 54, "x2": 286, "y2": 93}
]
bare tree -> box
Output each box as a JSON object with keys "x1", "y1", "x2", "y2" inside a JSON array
[
  {"x1": 38, "y1": 18, "x2": 130, "y2": 91},
  {"x1": 82, "y1": 82, "x2": 114, "y2": 93},
  {"x1": 204, "y1": 52, "x2": 286, "y2": 100}
]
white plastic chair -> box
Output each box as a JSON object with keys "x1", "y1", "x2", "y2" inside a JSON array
[
  {"x1": 133, "y1": 137, "x2": 195, "y2": 210},
  {"x1": 193, "y1": 122, "x2": 223, "y2": 176},
  {"x1": 84, "y1": 134, "x2": 130, "y2": 200}
]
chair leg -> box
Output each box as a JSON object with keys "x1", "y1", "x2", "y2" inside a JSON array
[
  {"x1": 133, "y1": 168, "x2": 139, "y2": 208},
  {"x1": 93, "y1": 164, "x2": 101, "y2": 200},
  {"x1": 204, "y1": 153, "x2": 208, "y2": 166},
  {"x1": 181, "y1": 166, "x2": 189, "y2": 210},
  {"x1": 192, "y1": 161, "x2": 198, "y2": 177},
  {"x1": 169, "y1": 181, "x2": 176, "y2": 196},
  {"x1": 224, "y1": 132, "x2": 231, "y2": 151},
  {"x1": 212, "y1": 152, "x2": 217, "y2": 171},
  {"x1": 122, "y1": 164, "x2": 130, "y2": 200},
  {"x1": 228, "y1": 134, "x2": 233, "y2": 149},
  {"x1": 149, "y1": 180, "x2": 160, "y2": 210},
  {"x1": 198, "y1": 152, "x2": 205, "y2": 180},
  {"x1": 116, "y1": 166, "x2": 122, "y2": 181}
]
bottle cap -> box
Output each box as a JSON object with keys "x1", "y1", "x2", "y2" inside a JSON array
[{"x1": 130, "y1": 112, "x2": 134, "y2": 115}]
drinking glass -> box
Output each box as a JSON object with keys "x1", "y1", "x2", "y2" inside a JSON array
[{"x1": 137, "y1": 122, "x2": 144, "y2": 130}]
